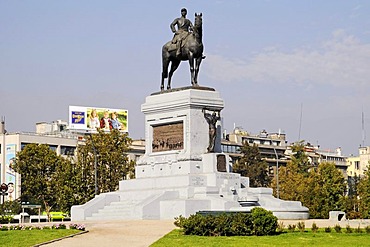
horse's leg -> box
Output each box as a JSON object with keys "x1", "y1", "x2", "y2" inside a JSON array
[
  {"x1": 161, "y1": 56, "x2": 170, "y2": 91},
  {"x1": 193, "y1": 57, "x2": 202, "y2": 86},
  {"x1": 168, "y1": 60, "x2": 181, "y2": 90},
  {"x1": 188, "y1": 53, "x2": 195, "y2": 86}
]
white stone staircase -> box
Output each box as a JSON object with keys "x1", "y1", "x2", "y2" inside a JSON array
[{"x1": 86, "y1": 200, "x2": 139, "y2": 221}]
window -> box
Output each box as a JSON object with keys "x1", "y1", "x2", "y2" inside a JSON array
[
  {"x1": 355, "y1": 161, "x2": 360, "y2": 170},
  {"x1": 61, "y1": 146, "x2": 76, "y2": 155},
  {"x1": 21, "y1": 142, "x2": 32, "y2": 150},
  {"x1": 49, "y1": 145, "x2": 58, "y2": 151}
]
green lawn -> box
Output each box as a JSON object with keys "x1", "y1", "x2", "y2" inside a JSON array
[
  {"x1": 151, "y1": 229, "x2": 370, "y2": 247},
  {"x1": 0, "y1": 229, "x2": 82, "y2": 247}
]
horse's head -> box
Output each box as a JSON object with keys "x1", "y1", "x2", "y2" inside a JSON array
[{"x1": 194, "y1": 13, "x2": 202, "y2": 28}]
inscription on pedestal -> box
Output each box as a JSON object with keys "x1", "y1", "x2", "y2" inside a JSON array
[
  {"x1": 190, "y1": 176, "x2": 205, "y2": 186},
  {"x1": 152, "y1": 122, "x2": 184, "y2": 152}
]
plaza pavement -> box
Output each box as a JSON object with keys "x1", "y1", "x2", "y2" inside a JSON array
[
  {"x1": 37, "y1": 218, "x2": 370, "y2": 247},
  {"x1": 40, "y1": 220, "x2": 176, "y2": 247}
]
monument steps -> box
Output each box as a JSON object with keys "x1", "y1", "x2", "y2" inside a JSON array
[
  {"x1": 86, "y1": 200, "x2": 138, "y2": 220},
  {"x1": 86, "y1": 214, "x2": 136, "y2": 221}
]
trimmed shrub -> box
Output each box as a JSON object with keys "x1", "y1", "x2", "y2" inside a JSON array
[
  {"x1": 213, "y1": 213, "x2": 232, "y2": 236},
  {"x1": 174, "y1": 215, "x2": 186, "y2": 228},
  {"x1": 251, "y1": 207, "x2": 278, "y2": 236},
  {"x1": 229, "y1": 213, "x2": 253, "y2": 236},
  {"x1": 174, "y1": 208, "x2": 277, "y2": 236}
]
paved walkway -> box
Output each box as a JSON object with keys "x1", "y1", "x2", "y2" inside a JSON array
[
  {"x1": 41, "y1": 220, "x2": 176, "y2": 247},
  {"x1": 38, "y1": 218, "x2": 370, "y2": 247}
]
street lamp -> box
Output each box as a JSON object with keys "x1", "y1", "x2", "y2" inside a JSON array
[
  {"x1": 273, "y1": 148, "x2": 279, "y2": 199},
  {"x1": 88, "y1": 132, "x2": 98, "y2": 196}
]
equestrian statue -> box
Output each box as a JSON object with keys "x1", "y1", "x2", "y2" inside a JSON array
[{"x1": 161, "y1": 8, "x2": 204, "y2": 91}]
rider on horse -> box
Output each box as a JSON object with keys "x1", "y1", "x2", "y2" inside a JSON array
[{"x1": 170, "y1": 8, "x2": 193, "y2": 56}]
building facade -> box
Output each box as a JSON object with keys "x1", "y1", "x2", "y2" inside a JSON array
[
  {"x1": 221, "y1": 129, "x2": 288, "y2": 177},
  {"x1": 0, "y1": 120, "x2": 145, "y2": 202},
  {"x1": 346, "y1": 146, "x2": 370, "y2": 177}
]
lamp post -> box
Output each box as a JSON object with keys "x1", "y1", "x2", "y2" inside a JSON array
[
  {"x1": 273, "y1": 148, "x2": 279, "y2": 199},
  {"x1": 88, "y1": 132, "x2": 98, "y2": 196}
]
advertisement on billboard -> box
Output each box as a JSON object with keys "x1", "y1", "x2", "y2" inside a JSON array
[
  {"x1": 5, "y1": 144, "x2": 16, "y2": 200},
  {"x1": 69, "y1": 106, "x2": 128, "y2": 132}
]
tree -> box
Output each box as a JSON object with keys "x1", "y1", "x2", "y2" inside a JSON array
[
  {"x1": 13, "y1": 143, "x2": 68, "y2": 216},
  {"x1": 271, "y1": 161, "x2": 306, "y2": 202},
  {"x1": 275, "y1": 152, "x2": 346, "y2": 219},
  {"x1": 342, "y1": 174, "x2": 361, "y2": 219},
  {"x1": 75, "y1": 129, "x2": 134, "y2": 198},
  {"x1": 305, "y1": 162, "x2": 346, "y2": 218},
  {"x1": 13, "y1": 130, "x2": 135, "y2": 215},
  {"x1": 272, "y1": 141, "x2": 312, "y2": 199},
  {"x1": 290, "y1": 141, "x2": 311, "y2": 175},
  {"x1": 233, "y1": 142, "x2": 270, "y2": 187},
  {"x1": 358, "y1": 169, "x2": 370, "y2": 218}
]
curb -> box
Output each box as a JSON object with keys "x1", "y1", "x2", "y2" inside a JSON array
[{"x1": 33, "y1": 230, "x2": 89, "y2": 247}]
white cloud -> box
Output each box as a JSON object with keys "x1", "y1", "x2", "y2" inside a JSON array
[{"x1": 204, "y1": 30, "x2": 370, "y2": 88}]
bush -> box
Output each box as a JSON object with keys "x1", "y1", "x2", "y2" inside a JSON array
[
  {"x1": 355, "y1": 226, "x2": 362, "y2": 233},
  {"x1": 251, "y1": 207, "x2": 278, "y2": 236},
  {"x1": 311, "y1": 222, "x2": 319, "y2": 233},
  {"x1": 229, "y1": 213, "x2": 253, "y2": 236},
  {"x1": 277, "y1": 221, "x2": 285, "y2": 233},
  {"x1": 69, "y1": 223, "x2": 86, "y2": 231},
  {"x1": 287, "y1": 224, "x2": 296, "y2": 232},
  {"x1": 345, "y1": 225, "x2": 353, "y2": 233},
  {"x1": 297, "y1": 221, "x2": 305, "y2": 232},
  {"x1": 324, "y1": 226, "x2": 331, "y2": 233},
  {"x1": 174, "y1": 208, "x2": 277, "y2": 236},
  {"x1": 365, "y1": 226, "x2": 370, "y2": 234},
  {"x1": 334, "y1": 225, "x2": 342, "y2": 233},
  {"x1": 213, "y1": 213, "x2": 231, "y2": 236},
  {"x1": 0, "y1": 225, "x2": 8, "y2": 231},
  {"x1": 174, "y1": 215, "x2": 186, "y2": 228}
]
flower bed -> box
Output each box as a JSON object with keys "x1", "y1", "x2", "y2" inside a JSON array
[{"x1": 0, "y1": 223, "x2": 86, "y2": 231}]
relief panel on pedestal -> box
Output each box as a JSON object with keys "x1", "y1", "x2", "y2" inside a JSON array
[{"x1": 152, "y1": 121, "x2": 184, "y2": 152}]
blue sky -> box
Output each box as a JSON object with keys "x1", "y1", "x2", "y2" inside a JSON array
[{"x1": 1, "y1": 1, "x2": 370, "y2": 155}]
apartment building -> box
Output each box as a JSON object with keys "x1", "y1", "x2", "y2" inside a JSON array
[{"x1": 0, "y1": 120, "x2": 145, "y2": 202}]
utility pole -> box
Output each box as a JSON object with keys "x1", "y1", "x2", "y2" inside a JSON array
[
  {"x1": 88, "y1": 132, "x2": 98, "y2": 196},
  {"x1": 1, "y1": 117, "x2": 6, "y2": 186},
  {"x1": 273, "y1": 148, "x2": 279, "y2": 199}
]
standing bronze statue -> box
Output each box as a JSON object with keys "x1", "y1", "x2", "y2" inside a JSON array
[
  {"x1": 161, "y1": 8, "x2": 204, "y2": 91},
  {"x1": 203, "y1": 109, "x2": 221, "y2": 153}
]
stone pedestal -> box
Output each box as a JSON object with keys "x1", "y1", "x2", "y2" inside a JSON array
[
  {"x1": 136, "y1": 87, "x2": 223, "y2": 178},
  {"x1": 71, "y1": 87, "x2": 309, "y2": 221}
]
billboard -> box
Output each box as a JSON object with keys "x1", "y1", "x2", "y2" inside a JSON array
[
  {"x1": 69, "y1": 106, "x2": 128, "y2": 132},
  {"x1": 5, "y1": 144, "x2": 16, "y2": 200}
]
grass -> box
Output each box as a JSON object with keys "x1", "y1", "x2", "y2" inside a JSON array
[
  {"x1": 151, "y1": 229, "x2": 370, "y2": 247},
  {"x1": 0, "y1": 229, "x2": 82, "y2": 247}
]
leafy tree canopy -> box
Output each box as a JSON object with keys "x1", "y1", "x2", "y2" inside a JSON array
[{"x1": 233, "y1": 142, "x2": 270, "y2": 187}]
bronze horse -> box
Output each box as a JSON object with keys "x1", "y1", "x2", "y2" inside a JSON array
[{"x1": 161, "y1": 13, "x2": 204, "y2": 91}]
